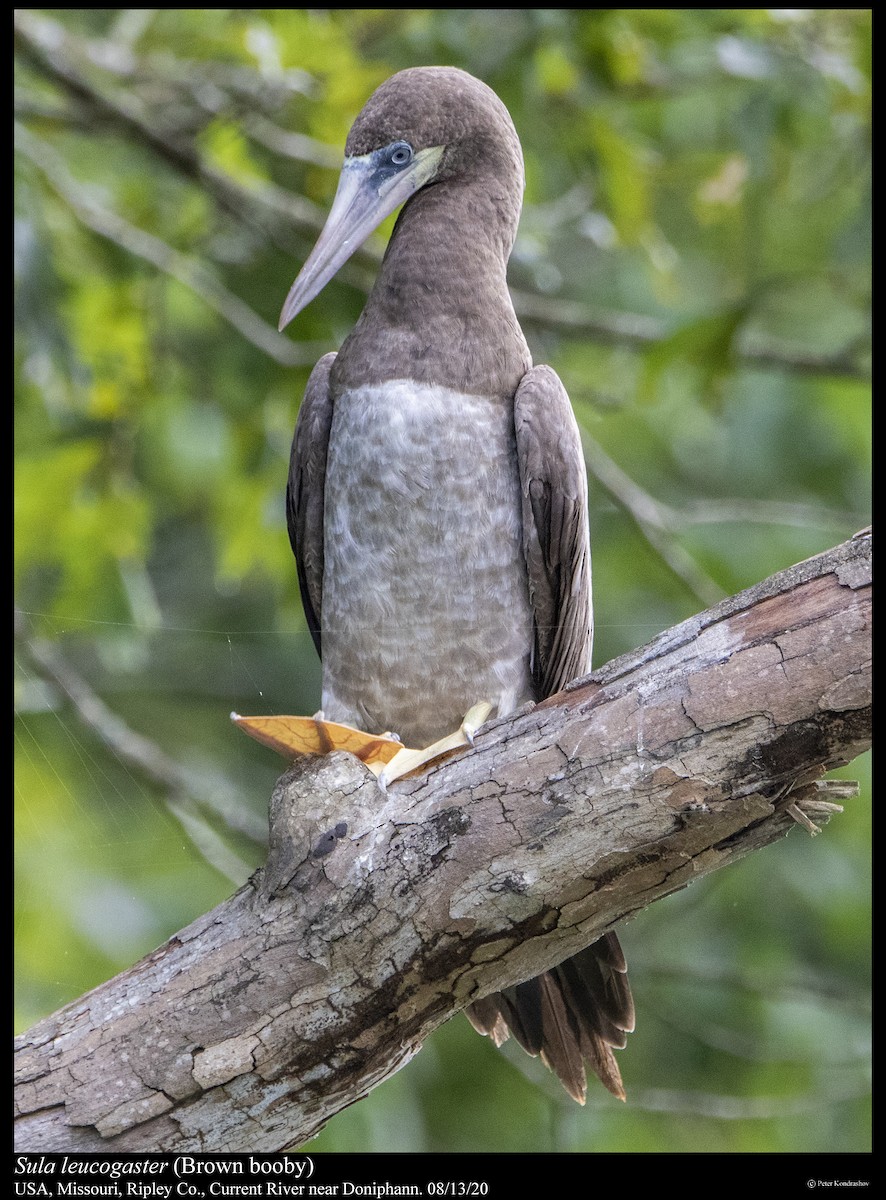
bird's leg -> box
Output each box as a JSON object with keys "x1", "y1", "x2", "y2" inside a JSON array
[{"x1": 375, "y1": 701, "x2": 493, "y2": 790}]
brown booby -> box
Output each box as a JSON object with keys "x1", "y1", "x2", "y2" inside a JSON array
[{"x1": 279, "y1": 66, "x2": 634, "y2": 1103}]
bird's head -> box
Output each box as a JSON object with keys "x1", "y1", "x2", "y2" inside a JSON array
[{"x1": 278, "y1": 66, "x2": 523, "y2": 331}]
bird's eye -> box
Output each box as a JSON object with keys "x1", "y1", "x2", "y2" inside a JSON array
[{"x1": 389, "y1": 142, "x2": 413, "y2": 166}]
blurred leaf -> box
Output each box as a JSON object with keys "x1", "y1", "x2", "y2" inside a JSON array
[
  {"x1": 639, "y1": 305, "x2": 749, "y2": 405},
  {"x1": 534, "y1": 43, "x2": 579, "y2": 97},
  {"x1": 586, "y1": 112, "x2": 652, "y2": 245}
]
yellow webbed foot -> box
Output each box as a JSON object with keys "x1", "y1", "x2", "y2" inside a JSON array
[
  {"x1": 231, "y1": 712, "x2": 404, "y2": 770},
  {"x1": 376, "y1": 701, "x2": 494, "y2": 789},
  {"x1": 232, "y1": 701, "x2": 493, "y2": 788}
]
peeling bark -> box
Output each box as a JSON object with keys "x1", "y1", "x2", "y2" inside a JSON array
[{"x1": 14, "y1": 530, "x2": 872, "y2": 1152}]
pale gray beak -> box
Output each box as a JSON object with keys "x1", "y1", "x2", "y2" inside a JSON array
[{"x1": 279, "y1": 144, "x2": 443, "y2": 332}]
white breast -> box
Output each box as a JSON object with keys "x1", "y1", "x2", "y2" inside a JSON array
[{"x1": 320, "y1": 380, "x2": 535, "y2": 746}]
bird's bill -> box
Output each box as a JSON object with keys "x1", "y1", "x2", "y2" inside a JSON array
[{"x1": 278, "y1": 145, "x2": 444, "y2": 331}]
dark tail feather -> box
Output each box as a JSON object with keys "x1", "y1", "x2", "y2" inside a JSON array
[{"x1": 465, "y1": 932, "x2": 634, "y2": 1103}]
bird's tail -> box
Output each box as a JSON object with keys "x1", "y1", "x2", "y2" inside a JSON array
[{"x1": 464, "y1": 931, "x2": 635, "y2": 1103}]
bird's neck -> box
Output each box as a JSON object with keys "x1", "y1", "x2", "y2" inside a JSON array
[
  {"x1": 382, "y1": 176, "x2": 518, "y2": 306},
  {"x1": 334, "y1": 178, "x2": 530, "y2": 397}
]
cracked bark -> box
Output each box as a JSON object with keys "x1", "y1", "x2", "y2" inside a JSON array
[{"x1": 14, "y1": 530, "x2": 871, "y2": 1153}]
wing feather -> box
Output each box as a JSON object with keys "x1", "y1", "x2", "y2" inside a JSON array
[
  {"x1": 286, "y1": 352, "x2": 336, "y2": 658},
  {"x1": 513, "y1": 364, "x2": 592, "y2": 696}
]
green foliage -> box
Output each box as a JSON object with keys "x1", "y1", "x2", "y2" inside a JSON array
[{"x1": 14, "y1": 8, "x2": 870, "y2": 1153}]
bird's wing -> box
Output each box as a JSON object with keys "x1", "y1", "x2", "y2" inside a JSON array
[
  {"x1": 286, "y1": 352, "x2": 336, "y2": 658},
  {"x1": 514, "y1": 364, "x2": 592, "y2": 697}
]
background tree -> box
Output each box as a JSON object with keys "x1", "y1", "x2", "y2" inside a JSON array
[{"x1": 14, "y1": 9, "x2": 870, "y2": 1153}]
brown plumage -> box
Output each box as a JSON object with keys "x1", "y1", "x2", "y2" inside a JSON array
[{"x1": 281, "y1": 66, "x2": 634, "y2": 1102}]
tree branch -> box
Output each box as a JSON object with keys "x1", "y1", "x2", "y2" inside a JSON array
[
  {"x1": 14, "y1": 531, "x2": 871, "y2": 1152},
  {"x1": 14, "y1": 125, "x2": 321, "y2": 369}
]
